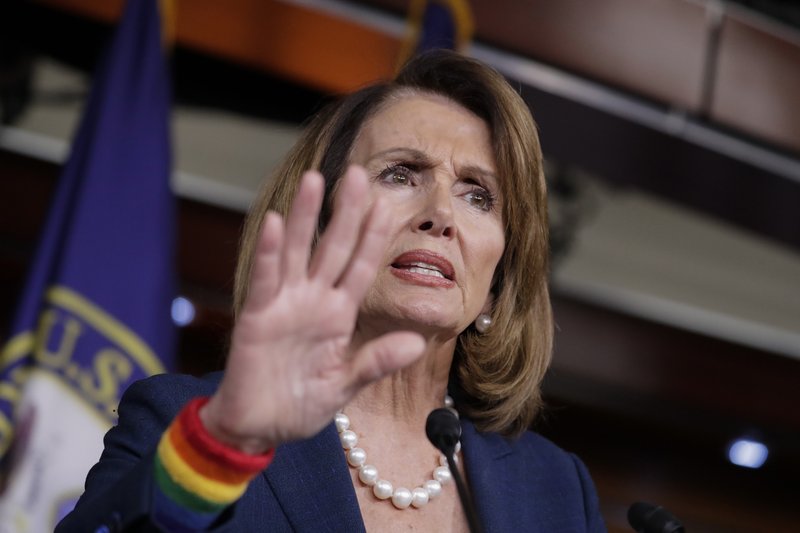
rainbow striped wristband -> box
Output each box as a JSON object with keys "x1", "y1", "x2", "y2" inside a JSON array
[{"x1": 153, "y1": 397, "x2": 274, "y2": 529}]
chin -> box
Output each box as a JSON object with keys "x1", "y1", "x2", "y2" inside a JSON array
[
  {"x1": 363, "y1": 301, "x2": 464, "y2": 338},
  {"x1": 360, "y1": 281, "x2": 473, "y2": 334}
]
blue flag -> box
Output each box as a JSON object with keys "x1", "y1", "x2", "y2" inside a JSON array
[
  {"x1": 400, "y1": 0, "x2": 474, "y2": 63},
  {"x1": 0, "y1": 0, "x2": 175, "y2": 528}
]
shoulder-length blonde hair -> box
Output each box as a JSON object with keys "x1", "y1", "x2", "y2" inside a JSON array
[{"x1": 234, "y1": 50, "x2": 551, "y2": 437}]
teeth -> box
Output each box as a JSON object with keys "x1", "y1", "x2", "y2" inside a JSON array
[
  {"x1": 407, "y1": 266, "x2": 445, "y2": 278},
  {"x1": 393, "y1": 260, "x2": 450, "y2": 280},
  {"x1": 408, "y1": 261, "x2": 440, "y2": 271}
]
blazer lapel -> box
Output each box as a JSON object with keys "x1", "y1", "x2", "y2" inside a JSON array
[
  {"x1": 462, "y1": 419, "x2": 546, "y2": 533},
  {"x1": 263, "y1": 423, "x2": 366, "y2": 532},
  {"x1": 258, "y1": 413, "x2": 548, "y2": 531}
]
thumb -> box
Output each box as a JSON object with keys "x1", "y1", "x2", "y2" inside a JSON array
[{"x1": 350, "y1": 332, "x2": 426, "y2": 387}]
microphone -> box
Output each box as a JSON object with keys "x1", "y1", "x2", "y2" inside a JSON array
[
  {"x1": 425, "y1": 408, "x2": 483, "y2": 533},
  {"x1": 425, "y1": 408, "x2": 461, "y2": 455},
  {"x1": 627, "y1": 502, "x2": 685, "y2": 533}
]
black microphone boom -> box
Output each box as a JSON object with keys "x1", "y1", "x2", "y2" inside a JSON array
[
  {"x1": 627, "y1": 502, "x2": 685, "y2": 533},
  {"x1": 425, "y1": 408, "x2": 483, "y2": 533}
]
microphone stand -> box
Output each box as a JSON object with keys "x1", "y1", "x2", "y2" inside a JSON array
[
  {"x1": 426, "y1": 408, "x2": 483, "y2": 533},
  {"x1": 444, "y1": 449, "x2": 483, "y2": 533}
]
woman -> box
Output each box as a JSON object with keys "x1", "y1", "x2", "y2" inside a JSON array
[{"x1": 57, "y1": 50, "x2": 605, "y2": 532}]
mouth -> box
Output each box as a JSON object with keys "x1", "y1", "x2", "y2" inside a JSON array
[{"x1": 390, "y1": 250, "x2": 455, "y2": 283}]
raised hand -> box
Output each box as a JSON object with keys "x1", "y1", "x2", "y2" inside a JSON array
[{"x1": 200, "y1": 166, "x2": 426, "y2": 454}]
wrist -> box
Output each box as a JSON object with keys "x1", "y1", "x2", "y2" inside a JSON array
[
  {"x1": 152, "y1": 396, "x2": 275, "y2": 523},
  {"x1": 199, "y1": 397, "x2": 277, "y2": 456}
]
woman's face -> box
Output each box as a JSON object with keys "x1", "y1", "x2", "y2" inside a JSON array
[{"x1": 350, "y1": 93, "x2": 505, "y2": 337}]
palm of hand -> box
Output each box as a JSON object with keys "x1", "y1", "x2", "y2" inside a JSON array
[{"x1": 203, "y1": 168, "x2": 425, "y2": 453}]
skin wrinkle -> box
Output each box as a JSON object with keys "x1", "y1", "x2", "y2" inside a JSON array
[
  {"x1": 344, "y1": 93, "x2": 505, "y2": 477},
  {"x1": 354, "y1": 94, "x2": 503, "y2": 344},
  {"x1": 209, "y1": 53, "x2": 555, "y2": 531},
  {"x1": 231, "y1": 50, "x2": 552, "y2": 443}
]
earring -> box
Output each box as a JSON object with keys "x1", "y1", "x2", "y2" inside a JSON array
[{"x1": 475, "y1": 313, "x2": 492, "y2": 333}]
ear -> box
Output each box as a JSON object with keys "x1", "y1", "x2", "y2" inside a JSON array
[{"x1": 480, "y1": 291, "x2": 495, "y2": 315}]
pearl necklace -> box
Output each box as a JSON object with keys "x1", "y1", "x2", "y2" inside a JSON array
[{"x1": 336, "y1": 396, "x2": 461, "y2": 510}]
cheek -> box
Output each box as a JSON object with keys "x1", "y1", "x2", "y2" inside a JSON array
[
  {"x1": 366, "y1": 182, "x2": 414, "y2": 212},
  {"x1": 467, "y1": 228, "x2": 505, "y2": 288}
]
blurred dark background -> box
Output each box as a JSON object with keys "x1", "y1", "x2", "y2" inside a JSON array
[{"x1": 1, "y1": 1, "x2": 799, "y2": 531}]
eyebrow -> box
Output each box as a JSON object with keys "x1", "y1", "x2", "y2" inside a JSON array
[
  {"x1": 366, "y1": 147, "x2": 499, "y2": 184},
  {"x1": 366, "y1": 148, "x2": 431, "y2": 166}
]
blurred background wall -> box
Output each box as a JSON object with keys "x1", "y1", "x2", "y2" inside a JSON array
[{"x1": 1, "y1": 0, "x2": 799, "y2": 531}]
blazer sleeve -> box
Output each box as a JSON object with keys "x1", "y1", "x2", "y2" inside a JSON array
[
  {"x1": 570, "y1": 453, "x2": 607, "y2": 533},
  {"x1": 55, "y1": 373, "x2": 235, "y2": 533}
]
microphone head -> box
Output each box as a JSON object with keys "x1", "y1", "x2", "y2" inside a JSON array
[
  {"x1": 425, "y1": 408, "x2": 461, "y2": 456},
  {"x1": 627, "y1": 502, "x2": 685, "y2": 533}
]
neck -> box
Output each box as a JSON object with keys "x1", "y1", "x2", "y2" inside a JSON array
[
  {"x1": 340, "y1": 322, "x2": 463, "y2": 512},
  {"x1": 348, "y1": 321, "x2": 457, "y2": 426}
]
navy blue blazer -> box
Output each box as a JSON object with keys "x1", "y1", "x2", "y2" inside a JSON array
[{"x1": 57, "y1": 373, "x2": 606, "y2": 532}]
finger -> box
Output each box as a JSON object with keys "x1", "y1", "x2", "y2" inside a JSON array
[
  {"x1": 337, "y1": 195, "x2": 391, "y2": 299},
  {"x1": 348, "y1": 332, "x2": 426, "y2": 388},
  {"x1": 282, "y1": 171, "x2": 325, "y2": 283},
  {"x1": 241, "y1": 211, "x2": 284, "y2": 313},
  {"x1": 309, "y1": 166, "x2": 370, "y2": 283}
]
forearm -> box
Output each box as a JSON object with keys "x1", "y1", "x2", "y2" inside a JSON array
[{"x1": 55, "y1": 374, "x2": 223, "y2": 531}]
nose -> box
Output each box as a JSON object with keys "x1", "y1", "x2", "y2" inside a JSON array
[{"x1": 412, "y1": 182, "x2": 456, "y2": 238}]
